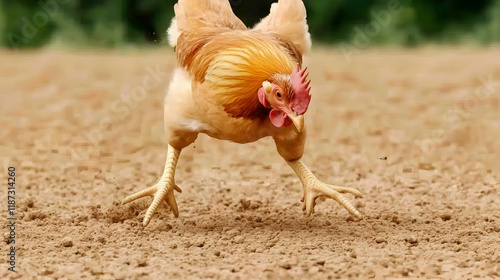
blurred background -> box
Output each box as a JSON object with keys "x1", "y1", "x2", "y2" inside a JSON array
[{"x1": 1, "y1": 0, "x2": 499, "y2": 49}]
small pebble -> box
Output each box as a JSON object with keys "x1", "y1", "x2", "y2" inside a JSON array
[
  {"x1": 226, "y1": 228, "x2": 240, "y2": 237},
  {"x1": 3, "y1": 232, "x2": 10, "y2": 244},
  {"x1": 40, "y1": 269, "x2": 54, "y2": 276},
  {"x1": 372, "y1": 224, "x2": 385, "y2": 233},
  {"x1": 240, "y1": 199, "x2": 251, "y2": 210},
  {"x1": 376, "y1": 237, "x2": 387, "y2": 243},
  {"x1": 391, "y1": 216, "x2": 401, "y2": 224},
  {"x1": 62, "y1": 237, "x2": 73, "y2": 247},
  {"x1": 280, "y1": 263, "x2": 292, "y2": 270},
  {"x1": 407, "y1": 236, "x2": 418, "y2": 245},
  {"x1": 194, "y1": 238, "x2": 205, "y2": 247},
  {"x1": 234, "y1": 235, "x2": 245, "y2": 244},
  {"x1": 440, "y1": 213, "x2": 452, "y2": 221},
  {"x1": 26, "y1": 198, "x2": 35, "y2": 208}
]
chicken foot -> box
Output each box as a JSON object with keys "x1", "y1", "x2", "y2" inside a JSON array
[
  {"x1": 122, "y1": 144, "x2": 182, "y2": 226},
  {"x1": 287, "y1": 159, "x2": 363, "y2": 218}
]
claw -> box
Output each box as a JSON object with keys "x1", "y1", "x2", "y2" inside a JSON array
[
  {"x1": 143, "y1": 185, "x2": 171, "y2": 226},
  {"x1": 302, "y1": 192, "x2": 315, "y2": 216},
  {"x1": 288, "y1": 160, "x2": 363, "y2": 219},
  {"x1": 121, "y1": 144, "x2": 182, "y2": 227},
  {"x1": 165, "y1": 188, "x2": 179, "y2": 217},
  {"x1": 317, "y1": 183, "x2": 362, "y2": 219}
]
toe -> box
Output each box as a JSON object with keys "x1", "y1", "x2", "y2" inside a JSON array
[
  {"x1": 332, "y1": 185, "x2": 363, "y2": 198},
  {"x1": 322, "y1": 187, "x2": 362, "y2": 218},
  {"x1": 304, "y1": 192, "x2": 315, "y2": 216},
  {"x1": 122, "y1": 185, "x2": 157, "y2": 205},
  {"x1": 143, "y1": 186, "x2": 169, "y2": 227},
  {"x1": 165, "y1": 190, "x2": 179, "y2": 217}
]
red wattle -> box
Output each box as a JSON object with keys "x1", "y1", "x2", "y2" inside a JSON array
[{"x1": 269, "y1": 109, "x2": 292, "y2": 127}]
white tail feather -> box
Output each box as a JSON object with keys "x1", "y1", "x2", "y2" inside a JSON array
[{"x1": 167, "y1": 18, "x2": 179, "y2": 48}]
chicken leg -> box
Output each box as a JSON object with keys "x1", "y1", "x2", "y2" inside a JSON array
[
  {"x1": 122, "y1": 144, "x2": 182, "y2": 226},
  {"x1": 287, "y1": 159, "x2": 363, "y2": 218}
]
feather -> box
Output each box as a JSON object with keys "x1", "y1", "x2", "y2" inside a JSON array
[
  {"x1": 199, "y1": 32, "x2": 296, "y2": 119},
  {"x1": 171, "y1": 0, "x2": 247, "y2": 68},
  {"x1": 174, "y1": 0, "x2": 246, "y2": 32},
  {"x1": 169, "y1": 0, "x2": 307, "y2": 121},
  {"x1": 253, "y1": 0, "x2": 312, "y2": 57}
]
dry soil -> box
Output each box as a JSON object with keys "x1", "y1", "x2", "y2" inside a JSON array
[{"x1": 1, "y1": 47, "x2": 499, "y2": 279}]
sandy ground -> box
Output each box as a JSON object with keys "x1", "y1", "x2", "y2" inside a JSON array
[{"x1": 1, "y1": 47, "x2": 499, "y2": 279}]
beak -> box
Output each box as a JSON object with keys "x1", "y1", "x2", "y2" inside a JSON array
[{"x1": 286, "y1": 111, "x2": 304, "y2": 132}]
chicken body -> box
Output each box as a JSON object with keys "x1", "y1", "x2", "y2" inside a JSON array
[
  {"x1": 164, "y1": 32, "x2": 294, "y2": 144},
  {"x1": 123, "y1": 0, "x2": 363, "y2": 226}
]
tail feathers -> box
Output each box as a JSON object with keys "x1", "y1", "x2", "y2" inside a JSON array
[
  {"x1": 167, "y1": 18, "x2": 179, "y2": 48},
  {"x1": 167, "y1": 0, "x2": 246, "y2": 48},
  {"x1": 254, "y1": 0, "x2": 311, "y2": 55}
]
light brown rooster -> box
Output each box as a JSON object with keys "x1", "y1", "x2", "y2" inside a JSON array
[{"x1": 123, "y1": 0, "x2": 363, "y2": 226}]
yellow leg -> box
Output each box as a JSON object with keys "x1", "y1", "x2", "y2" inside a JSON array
[
  {"x1": 287, "y1": 160, "x2": 363, "y2": 218},
  {"x1": 122, "y1": 144, "x2": 181, "y2": 226}
]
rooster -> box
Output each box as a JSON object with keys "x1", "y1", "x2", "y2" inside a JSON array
[{"x1": 123, "y1": 0, "x2": 363, "y2": 226}]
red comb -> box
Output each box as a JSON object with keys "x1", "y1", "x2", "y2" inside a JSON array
[{"x1": 290, "y1": 64, "x2": 311, "y2": 115}]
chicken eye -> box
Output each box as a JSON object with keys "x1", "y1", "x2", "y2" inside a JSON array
[{"x1": 276, "y1": 92, "x2": 282, "y2": 99}]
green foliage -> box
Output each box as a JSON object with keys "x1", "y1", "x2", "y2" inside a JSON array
[
  {"x1": 0, "y1": 0, "x2": 498, "y2": 49},
  {"x1": 470, "y1": 0, "x2": 500, "y2": 44},
  {"x1": 0, "y1": 1, "x2": 55, "y2": 48},
  {"x1": 304, "y1": 0, "x2": 499, "y2": 46}
]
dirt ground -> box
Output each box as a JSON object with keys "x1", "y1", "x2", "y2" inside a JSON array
[{"x1": 1, "y1": 47, "x2": 499, "y2": 279}]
